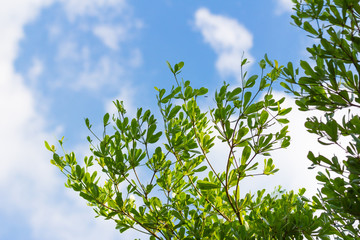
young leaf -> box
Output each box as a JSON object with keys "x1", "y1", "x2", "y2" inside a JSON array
[
  {"x1": 103, "y1": 113, "x2": 110, "y2": 126},
  {"x1": 166, "y1": 61, "x2": 174, "y2": 73},
  {"x1": 44, "y1": 141, "x2": 54, "y2": 152}
]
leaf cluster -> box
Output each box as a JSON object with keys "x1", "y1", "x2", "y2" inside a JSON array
[
  {"x1": 280, "y1": 0, "x2": 360, "y2": 238},
  {"x1": 44, "y1": 0, "x2": 360, "y2": 238},
  {"x1": 46, "y1": 59, "x2": 329, "y2": 239}
]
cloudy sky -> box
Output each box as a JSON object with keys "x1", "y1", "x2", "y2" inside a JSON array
[{"x1": 0, "y1": 0, "x2": 337, "y2": 239}]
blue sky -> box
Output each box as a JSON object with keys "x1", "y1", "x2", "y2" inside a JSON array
[{"x1": 0, "y1": 0, "x2": 337, "y2": 239}]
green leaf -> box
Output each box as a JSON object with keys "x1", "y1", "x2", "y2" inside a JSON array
[
  {"x1": 168, "y1": 106, "x2": 181, "y2": 119},
  {"x1": 76, "y1": 165, "x2": 82, "y2": 178},
  {"x1": 103, "y1": 113, "x2": 110, "y2": 126},
  {"x1": 243, "y1": 91, "x2": 252, "y2": 108},
  {"x1": 198, "y1": 87, "x2": 208, "y2": 96},
  {"x1": 259, "y1": 110, "x2": 269, "y2": 125},
  {"x1": 277, "y1": 118, "x2": 289, "y2": 124},
  {"x1": 184, "y1": 86, "x2": 193, "y2": 99},
  {"x1": 80, "y1": 192, "x2": 94, "y2": 202},
  {"x1": 316, "y1": 172, "x2": 328, "y2": 183},
  {"x1": 350, "y1": 133, "x2": 360, "y2": 146},
  {"x1": 286, "y1": 62, "x2": 294, "y2": 76},
  {"x1": 197, "y1": 180, "x2": 220, "y2": 190},
  {"x1": 227, "y1": 87, "x2": 242, "y2": 100},
  {"x1": 303, "y1": 21, "x2": 318, "y2": 35},
  {"x1": 241, "y1": 146, "x2": 251, "y2": 165},
  {"x1": 259, "y1": 59, "x2": 266, "y2": 69},
  {"x1": 44, "y1": 141, "x2": 53, "y2": 152},
  {"x1": 264, "y1": 53, "x2": 273, "y2": 66},
  {"x1": 300, "y1": 60, "x2": 316, "y2": 77},
  {"x1": 279, "y1": 107, "x2": 292, "y2": 116},
  {"x1": 194, "y1": 166, "x2": 207, "y2": 173},
  {"x1": 245, "y1": 75, "x2": 258, "y2": 88},
  {"x1": 148, "y1": 131, "x2": 162, "y2": 144},
  {"x1": 172, "y1": 61, "x2": 184, "y2": 74},
  {"x1": 236, "y1": 127, "x2": 249, "y2": 142},
  {"x1": 116, "y1": 193, "x2": 124, "y2": 207},
  {"x1": 91, "y1": 184, "x2": 99, "y2": 198},
  {"x1": 259, "y1": 77, "x2": 268, "y2": 90},
  {"x1": 85, "y1": 118, "x2": 91, "y2": 129},
  {"x1": 281, "y1": 136, "x2": 290, "y2": 148},
  {"x1": 166, "y1": 61, "x2": 174, "y2": 73},
  {"x1": 280, "y1": 82, "x2": 292, "y2": 92},
  {"x1": 241, "y1": 58, "x2": 248, "y2": 66},
  {"x1": 136, "y1": 108, "x2": 143, "y2": 119},
  {"x1": 177, "y1": 61, "x2": 184, "y2": 72},
  {"x1": 244, "y1": 103, "x2": 260, "y2": 115},
  {"x1": 323, "y1": 120, "x2": 338, "y2": 141},
  {"x1": 159, "y1": 89, "x2": 166, "y2": 99}
]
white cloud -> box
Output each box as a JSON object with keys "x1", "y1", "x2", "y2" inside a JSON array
[
  {"x1": 0, "y1": 0, "x2": 55, "y2": 186},
  {"x1": 54, "y1": 43, "x2": 142, "y2": 91},
  {"x1": 51, "y1": 0, "x2": 143, "y2": 91},
  {"x1": 61, "y1": 0, "x2": 143, "y2": 53},
  {"x1": 194, "y1": 7, "x2": 254, "y2": 80},
  {"x1": 48, "y1": 23, "x2": 62, "y2": 40},
  {"x1": 274, "y1": 0, "x2": 294, "y2": 15},
  {"x1": 0, "y1": 0, "x2": 54, "y2": 63},
  {"x1": 60, "y1": 0, "x2": 127, "y2": 20},
  {"x1": 93, "y1": 22, "x2": 142, "y2": 50},
  {"x1": 74, "y1": 56, "x2": 125, "y2": 90},
  {"x1": 128, "y1": 48, "x2": 143, "y2": 67},
  {"x1": 93, "y1": 24, "x2": 128, "y2": 50},
  {"x1": 0, "y1": 0, "x2": 137, "y2": 239},
  {"x1": 57, "y1": 40, "x2": 81, "y2": 61},
  {"x1": 27, "y1": 57, "x2": 44, "y2": 85}
]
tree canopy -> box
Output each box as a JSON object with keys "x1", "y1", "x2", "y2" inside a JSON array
[{"x1": 46, "y1": 0, "x2": 360, "y2": 239}]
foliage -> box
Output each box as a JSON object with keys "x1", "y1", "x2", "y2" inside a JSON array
[
  {"x1": 46, "y1": 58, "x2": 330, "y2": 239},
  {"x1": 45, "y1": 0, "x2": 360, "y2": 239},
  {"x1": 281, "y1": 0, "x2": 360, "y2": 238}
]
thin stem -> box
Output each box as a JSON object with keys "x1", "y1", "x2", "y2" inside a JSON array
[{"x1": 172, "y1": 149, "x2": 231, "y2": 221}]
